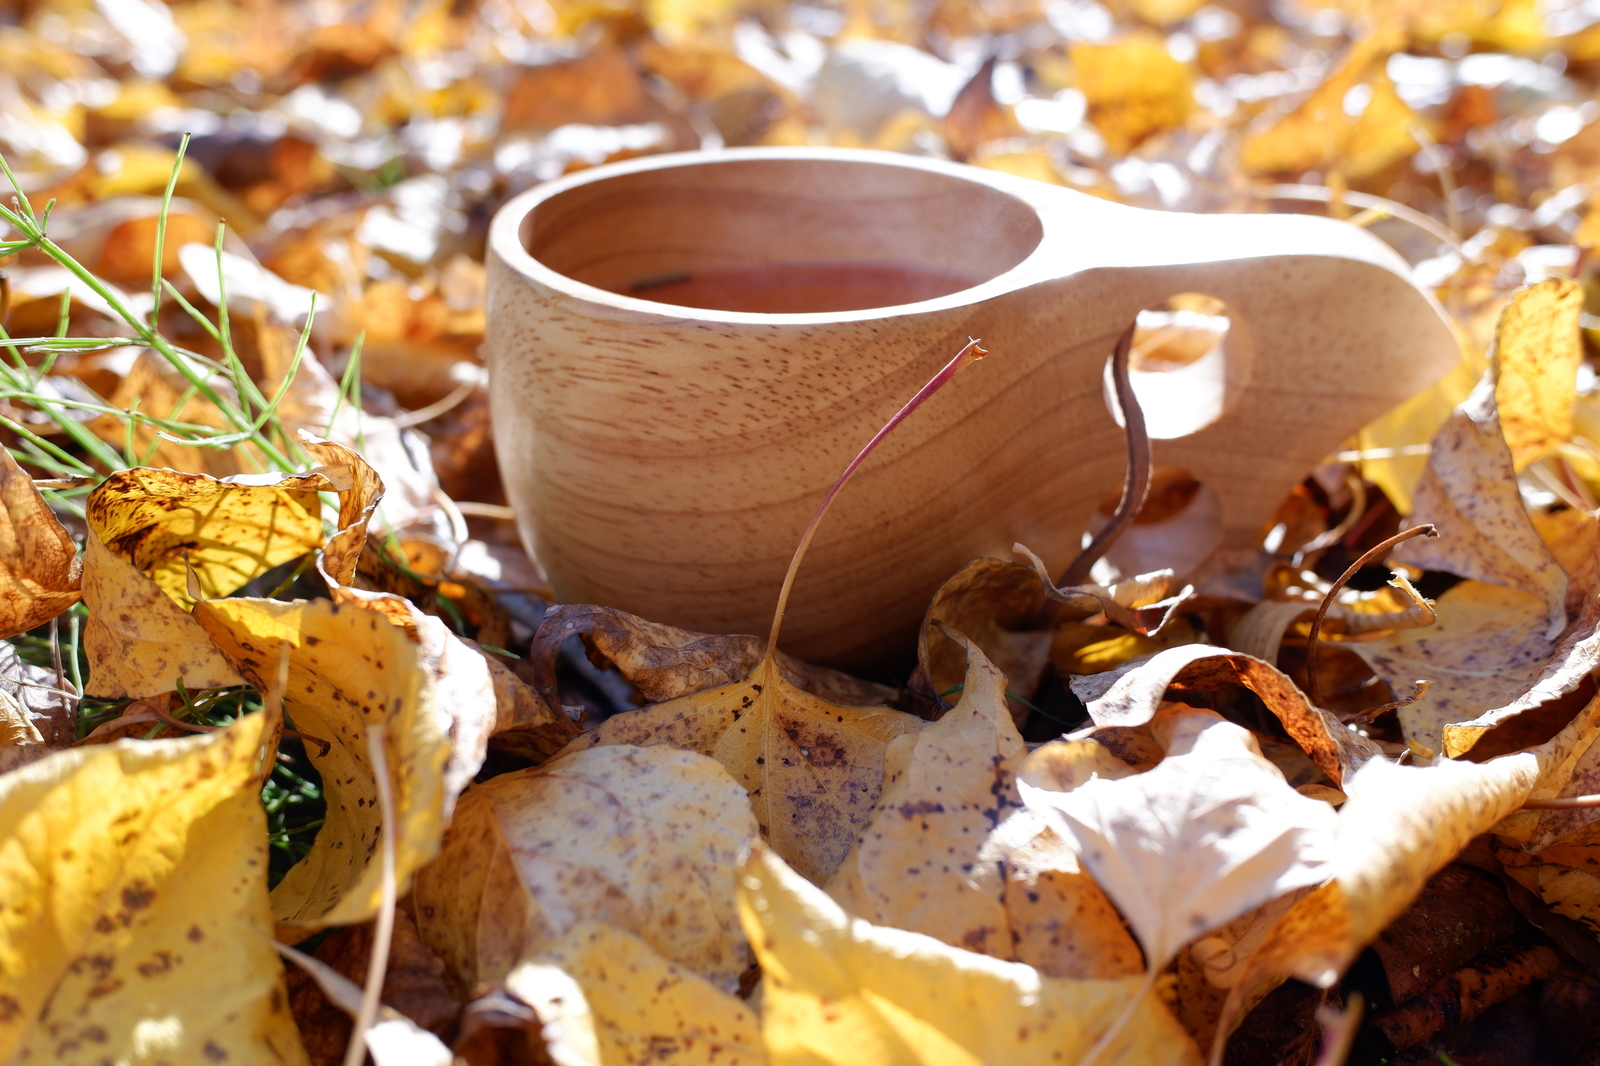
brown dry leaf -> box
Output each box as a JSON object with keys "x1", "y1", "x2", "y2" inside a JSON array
[
  {"x1": 275, "y1": 940, "x2": 453, "y2": 1066},
  {"x1": 1071, "y1": 36, "x2": 1194, "y2": 154},
  {"x1": 0, "y1": 447, "x2": 81, "y2": 638},
  {"x1": 1070, "y1": 644, "x2": 1382, "y2": 785},
  {"x1": 86, "y1": 349, "x2": 246, "y2": 478},
  {"x1": 738, "y1": 842, "x2": 1202, "y2": 1065},
  {"x1": 1019, "y1": 711, "x2": 1339, "y2": 973},
  {"x1": 1490, "y1": 278, "x2": 1585, "y2": 471},
  {"x1": 500, "y1": 45, "x2": 648, "y2": 131},
  {"x1": 193, "y1": 597, "x2": 496, "y2": 928},
  {"x1": 414, "y1": 743, "x2": 756, "y2": 993},
  {"x1": 826, "y1": 628, "x2": 1025, "y2": 957},
  {"x1": 565, "y1": 650, "x2": 924, "y2": 884},
  {"x1": 532, "y1": 603, "x2": 895, "y2": 709},
  {"x1": 0, "y1": 711, "x2": 308, "y2": 1064},
  {"x1": 0, "y1": 640, "x2": 72, "y2": 747},
  {"x1": 504, "y1": 920, "x2": 764, "y2": 1066}
]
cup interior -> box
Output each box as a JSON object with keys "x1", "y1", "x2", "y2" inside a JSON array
[{"x1": 520, "y1": 156, "x2": 1044, "y2": 314}]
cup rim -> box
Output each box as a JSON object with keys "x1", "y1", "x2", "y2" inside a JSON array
[{"x1": 488, "y1": 146, "x2": 1055, "y2": 325}]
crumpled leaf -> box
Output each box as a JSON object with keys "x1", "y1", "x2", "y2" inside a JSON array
[
  {"x1": 1226, "y1": 568, "x2": 1436, "y2": 664},
  {"x1": 827, "y1": 628, "x2": 1025, "y2": 957},
  {"x1": 738, "y1": 842, "x2": 1202, "y2": 1065},
  {"x1": 194, "y1": 596, "x2": 496, "y2": 928},
  {"x1": 1492, "y1": 278, "x2": 1585, "y2": 470},
  {"x1": 504, "y1": 921, "x2": 765, "y2": 1066},
  {"x1": 0, "y1": 711, "x2": 307, "y2": 1064},
  {"x1": 0, "y1": 446, "x2": 81, "y2": 638},
  {"x1": 1019, "y1": 711, "x2": 1339, "y2": 972},
  {"x1": 531, "y1": 603, "x2": 894, "y2": 709},
  {"x1": 1069, "y1": 644, "x2": 1383, "y2": 784},
  {"x1": 414, "y1": 743, "x2": 756, "y2": 992},
  {"x1": 566, "y1": 651, "x2": 924, "y2": 884}
]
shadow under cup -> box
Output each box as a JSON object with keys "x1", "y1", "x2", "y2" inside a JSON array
[{"x1": 518, "y1": 156, "x2": 1047, "y2": 315}]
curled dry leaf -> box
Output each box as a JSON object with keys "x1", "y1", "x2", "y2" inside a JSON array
[
  {"x1": 531, "y1": 603, "x2": 895, "y2": 709},
  {"x1": 414, "y1": 744, "x2": 757, "y2": 993},
  {"x1": 1069, "y1": 644, "x2": 1383, "y2": 785},
  {"x1": 737, "y1": 842, "x2": 1202, "y2": 1065},
  {"x1": 1019, "y1": 711, "x2": 1339, "y2": 973},
  {"x1": 0, "y1": 711, "x2": 307, "y2": 1065},
  {"x1": 827, "y1": 628, "x2": 1026, "y2": 957},
  {"x1": 1226, "y1": 569, "x2": 1436, "y2": 665},
  {"x1": 0, "y1": 642, "x2": 73, "y2": 747},
  {"x1": 193, "y1": 597, "x2": 497, "y2": 929},
  {"x1": 0, "y1": 446, "x2": 81, "y2": 639},
  {"x1": 565, "y1": 653, "x2": 923, "y2": 884},
  {"x1": 504, "y1": 921, "x2": 765, "y2": 1066},
  {"x1": 79, "y1": 459, "x2": 340, "y2": 697}
]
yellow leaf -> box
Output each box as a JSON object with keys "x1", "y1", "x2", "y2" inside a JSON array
[
  {"x1": 80, "y1": 531, "x2": 246, "y2": 698},
  {"x1": 193, "y1": 598, "x2": 465, "y2": 928},
  {"x1": 1071, "y1": 37, "x2": 1193, "y2": 155},
  {"x1": 827, "y1": 629, "x2": 1024, "y2": 958},
  {"x1": 571, "y1": 654, "x2": 924, "y2": 884},
  {"x1": 1353, "y1": 345, "x2": 1484, "y2": 515},
  {"x1": 1239, "y1": 29, "x2": 1407, "y2": 176},
  {"x1": 86, "y1": 467, "x2": 325, "y2": 609},
  {"x1": 506, "y1": 921, "x2": 765, "y2": 1066},
  {"x1": 415, "y1": 743, "x2": 757, "y2": 991},
  {"x1": 1492, "y1": 278, "x2": 1586, "y2": 471},
  {"x1": 0, "y1": 712, "x2": 308, "y2": 1064},
  {"x1": 0, "y1": 447, "x2": 81, "y2": 638},
  {"x1": 1344, "y1": 72, "x2": 1426, "y2": 179},
  {"x1": 738, "y1": 843, "x2": 1203, "y2": 1065}
]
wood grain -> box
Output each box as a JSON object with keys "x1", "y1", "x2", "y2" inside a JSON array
[{"x1": 485, "y1": 148, "x2": 1459, "y2": 672}]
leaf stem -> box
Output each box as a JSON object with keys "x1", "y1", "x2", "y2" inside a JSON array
[
  {"x1": 1058, "y1": 321, "x2": 1149, "y2": 587},
  {"x1": 1305, "y1": 524, "x2": 1438, "y2": 708},
  {"x1": 765, "y1": 339, "x2": 985, "y2": 653}
]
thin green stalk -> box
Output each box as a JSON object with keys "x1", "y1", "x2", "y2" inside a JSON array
[{"x1": 150, "y1": 133, "x2": 190, "y2": 327}]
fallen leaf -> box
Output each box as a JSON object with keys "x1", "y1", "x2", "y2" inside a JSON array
[
  {"x1": 531, "y1": 603, "x2": 895, "y2": 709},
  {"x1": 738, "y1": 842, "x2": 1202, "y2": 1065},
  {"x1": 826, "y1": 628, "x2": 1025, "y2": 958},
  {"x1": 1019, "y1": 711, "x2": 1339, "y2": 972},
  {"x1": 504, "y1": 921, "x2": 765, "y2": 1066},
  {"x1": 0, "y1": 710, "x2": 307, "y2": 1064},
  {"x1": 566, "y1": 654, "x2": 923, "y2": 885},
  {"x1": 0, "y1": 641, "x2": 73, "y2": 746},
  {"x1": 1071, "y1": 36, "x2": 1194, "y2": 154},
  {"x1": 0, "y1": 447, "x2": 81, "y2": 638},
  {"x1": 194, "y1": 597, "x2": 494, "y2": 928},
  {"x1": 1491, "y1": 278, "x2": 1585, "y2": 470},
  {"x1": 414, "y1": 743, "x2": 757, "y2": 992},
  {"x1": 1218, "y1": 692, "x2": 1600, "y2": 1032},
  {"x1": 1069, "y1": 644, "x2": 1383, "y2": 785}
]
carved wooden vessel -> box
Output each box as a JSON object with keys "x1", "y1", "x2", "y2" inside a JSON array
[{"x1": 486, "y1": 148, "x2": 1458, "y2": 671}]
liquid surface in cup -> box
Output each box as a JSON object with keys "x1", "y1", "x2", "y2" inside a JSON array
[{"x1": 621, "y1": 261, "x2": 982, "y2": 314}]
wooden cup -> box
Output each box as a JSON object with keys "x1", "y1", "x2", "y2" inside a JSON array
[{"x1": 485, "y1": 147, "x2": 1458, "y2": 672}]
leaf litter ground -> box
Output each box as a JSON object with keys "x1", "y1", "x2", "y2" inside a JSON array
[{"x1": 5, "y1": 1, "x2": 1600, "y2": 1064}]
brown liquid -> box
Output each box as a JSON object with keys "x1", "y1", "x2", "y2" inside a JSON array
[{"x1": 620, "y1": 261, "x2": 981, "y2": 314}]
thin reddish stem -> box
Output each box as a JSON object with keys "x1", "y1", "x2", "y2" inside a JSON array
[
  {"x1": 1521, "y1": 794, "x2": 1600, "y2": 809},
  {"x1": 765, "y1": 339, "x2": 986, "y2": 653}
]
